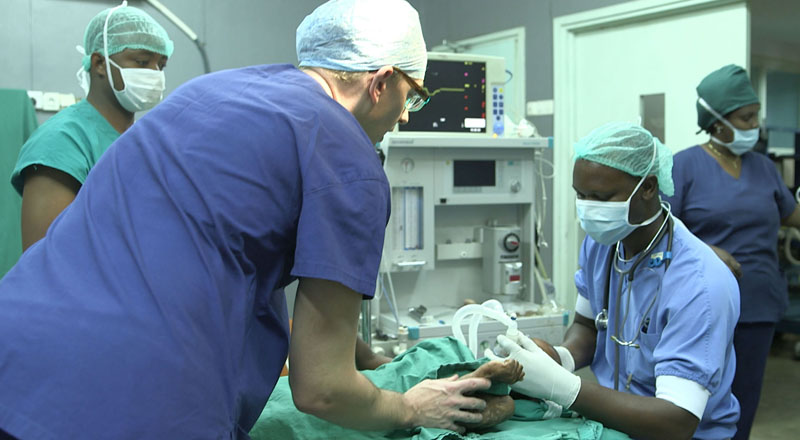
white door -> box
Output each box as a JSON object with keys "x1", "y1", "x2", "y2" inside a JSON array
[
  {"x1": 432, "y1": 27, "x2": 526, "y2": 125},
  {"x1": 552, "y1": 0, "x2": 750, "y2": 311}
]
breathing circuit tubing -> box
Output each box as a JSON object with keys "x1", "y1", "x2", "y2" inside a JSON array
[{"x1": 451, "y1": 299, "x2": 519, "y2": 359}]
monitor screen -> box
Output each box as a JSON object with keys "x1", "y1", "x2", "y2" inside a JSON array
[
  {"x1": 453, "y1": 160, "x2": 495, "y2": 187},
  {"x1": 399, "y1": 60, "x2": 487, "y2": 133}
]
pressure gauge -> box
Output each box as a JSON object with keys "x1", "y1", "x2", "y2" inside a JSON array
[{"x1": 503, "y1": 233, "x2": 520, "y2": 252}]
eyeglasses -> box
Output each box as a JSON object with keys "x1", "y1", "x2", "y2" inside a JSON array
[{"x1": 393, "y1": 67, "x2": 430, "y2": 112}]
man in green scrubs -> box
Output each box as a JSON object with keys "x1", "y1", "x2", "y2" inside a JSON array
[{"x1": 11, "y1": 4, "x2": 172, "y2": 250}]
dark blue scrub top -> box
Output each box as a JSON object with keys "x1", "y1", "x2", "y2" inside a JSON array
[
  {"x1": 664, "y1": 145, "x2": 795, "y2": 322},
  {"x1": 0, "y1": 64, "x2": 390, "y2": 439}
]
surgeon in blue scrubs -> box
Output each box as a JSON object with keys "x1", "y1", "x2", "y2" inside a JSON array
[
  {"x1": 665, "y1": 65, "x2": 800, "y2": 440},
  {"x1": 493, "y1": 123, "x2": 741, "y2": 440},
  {"x1": 0, "y1": 1, "x2": 491, "y2": 439}
]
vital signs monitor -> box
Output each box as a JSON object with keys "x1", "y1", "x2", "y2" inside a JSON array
[{"x1": 396, "y1": 52, "x2": 507, "y2": 137}]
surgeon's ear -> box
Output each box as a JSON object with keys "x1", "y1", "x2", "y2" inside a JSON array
[
  {"x1": 641, "y1": 175, "x2": 659, "y2": 200},
  {"x1": 368, "y1": 66, "x2": 394, "y2": 105},
  {"x1": 90, "y1": 53, "x2": 107, "y2": 79}
]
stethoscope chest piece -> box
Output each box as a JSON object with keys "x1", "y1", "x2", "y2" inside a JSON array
[{"x1": 595, "y1": 308, "x2": 609, "y2": 331}]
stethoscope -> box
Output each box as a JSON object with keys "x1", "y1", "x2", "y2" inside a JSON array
[{"x1": 594, "y1": 205, "x2": 673, "y2": 390}]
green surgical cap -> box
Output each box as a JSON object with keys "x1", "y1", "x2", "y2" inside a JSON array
[
  {"x1": 573, "y1": 122, "x2": 674, "y2": 197},
  {"x1": 696, "y1": 64, "x2": 758, "y2": 130},
  {"x1": 81, "y1": 5, "x2": 173, "y2": 71}
]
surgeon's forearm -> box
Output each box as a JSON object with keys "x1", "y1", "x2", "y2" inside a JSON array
[
  {"x1": 571, "y1": 382, "x2": 698, "y2": 440},
  {"x1": 561, "y1": 314, "x2": 597, "y2": 370},
  {"x1": 290, "y1": 278, "x2": 413, "y2": 430},
  {"x1": 293, "y1": 365, "x2": 413, "y2": 430}
]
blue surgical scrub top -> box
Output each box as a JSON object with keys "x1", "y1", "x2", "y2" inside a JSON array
[
  {"x1": 664, "y1": 146, "x2": 795, "y2": 323},
  {"x1": 575, "y1": 217, "x2": 740, "y2": 440},
  {"x1": 0, "y1": 64, "x2": 390, "y2": 439},
  {"x1": 10, "y1": 99, "x2": 120, "y2": 195}
]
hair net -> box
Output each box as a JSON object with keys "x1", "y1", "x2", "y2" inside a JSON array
[
  {"x1": 296, "y1": 0, "x2": 427, "y2": 79},
  {"x1": 80, "y1": 5, "x2": 174, "y2": 72},
  {"x1": 573, "y1": 122, "x2": 674, "y2": 196},
  {"x1": 696, "y1": 64, "x2": 759, "y2": 131}
]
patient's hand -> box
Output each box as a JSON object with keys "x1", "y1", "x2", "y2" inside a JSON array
[
  {"x1": 466, "y1": 358, "x2": 525, "y2": 384},
  {"x1": 457, "y1": 359, "x2": 524, "y2": 430}
]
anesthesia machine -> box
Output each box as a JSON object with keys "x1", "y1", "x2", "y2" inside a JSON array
[{"x1": 368, "y1": 52, "x2": 566, "y2": 357}]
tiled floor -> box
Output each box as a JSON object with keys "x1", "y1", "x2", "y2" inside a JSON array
[{"x1": 750, "y1": 333, "x2": 800, "y2": 440}]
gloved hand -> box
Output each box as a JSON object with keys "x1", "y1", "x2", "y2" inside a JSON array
[{"x1": 490, "y1": 334, "x2": 581, "y2": 408}]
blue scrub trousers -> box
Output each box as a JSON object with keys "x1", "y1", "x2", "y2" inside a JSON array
[{"x1": 731, "y1": 322, "x2": 776, "y2": 440}]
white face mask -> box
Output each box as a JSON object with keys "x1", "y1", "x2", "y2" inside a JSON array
[
  {"x1": 106, "y1": 57, "x2": 165, "y2": 113},
  {"x1": 575, "y1": 145, "x2": 660, "y2": 246},
  {"x1": 698, "y1": 98, "x2": 759, "y2": 156},
  {"x1": 103, "y1": 3, "x2": 166, "y2": 113}
]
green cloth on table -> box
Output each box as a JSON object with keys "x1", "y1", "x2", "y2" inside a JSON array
[
  {"x1": 0, "y1": 89, "x2": 38, "y2": 278},
  {"x1": 250, "y1": 337, "x2": 629, "y2": 440}
]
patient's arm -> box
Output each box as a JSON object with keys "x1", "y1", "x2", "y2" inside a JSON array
[
  {"x1": 355, "y1": 337, "x2": 392, "y2": 370},
  {"x1": 458, "y1": 359, "x2": 524, "y2": 430}
]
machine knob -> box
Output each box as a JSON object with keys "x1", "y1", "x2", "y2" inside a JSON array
[
  {"x1": 503, "y1": 233, "x2": 520, "y2": 252},
  {"x1": 510, "y1": 180, "x2": 521, "y2": 193},
  {"x1": 401, "y1": 158, "x2": 415, "y2": 173}
]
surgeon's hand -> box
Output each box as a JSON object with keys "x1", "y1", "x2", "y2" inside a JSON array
[
  {"x1": 710, "y1": 245, "x2": 742, "y2": 278},
  {"x1": 402, "y1": 374, "x2": 490, "y2": 434},
  {"x1": 493, "y1": 334, "x2": 581, "y2": 408}
]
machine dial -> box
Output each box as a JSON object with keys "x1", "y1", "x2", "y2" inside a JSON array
[
  {"x1": 510, "y1": 180, "x2": 522, "y2": 193},
  {"x1": 401, "y1": 158, "x2": 415, "y2": 173},
  {"x1": 503, "y1": 233, "x2": 520, "y2": 252}
]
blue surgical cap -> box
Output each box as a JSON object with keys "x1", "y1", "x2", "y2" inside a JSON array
[
  {"x1": 296, "y1": 0, "x2": 427, "y2": 79},
  {"x1": 574, "y1": 122, "x2": 674, "y2": 197},
  {"x1": 81, "y1": 5, "x2": 174, "y2": 71}
]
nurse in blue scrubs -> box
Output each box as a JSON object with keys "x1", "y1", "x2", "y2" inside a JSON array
[
  {"x1": 494, "y1": 122, "x2": 741, "y2": 440},
  {"x1": 11, "y1": 4, "x2": 172, "y2": 250},
  {"x1": 664, "y1": 65, "x2": 800, "y2": 440},
  {"x1": 0, "y1": 1, "x2": 490, "y2": 439}
]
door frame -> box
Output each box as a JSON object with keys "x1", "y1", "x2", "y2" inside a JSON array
[{"x1": 551, "y1": 0, "x2": 746, "y2": 311}]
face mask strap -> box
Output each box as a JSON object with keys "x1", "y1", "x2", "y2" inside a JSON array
[
  {"x1": 624, "y1": 141, "x2": 659, "y2": 227},
  {"x1": 698, "y1": 97, "x2": 736, "y2": 133},
  {"x1": 625, "y1": 138, "x2": 657, "y2": 204},
  {"x1": 103, "y1": 2, "x2": 128, "y2": 92}
]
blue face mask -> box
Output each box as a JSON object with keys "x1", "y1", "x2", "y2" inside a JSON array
[
  {"x1": 575, "y1": 144, "x2": 659, "y2": 246},
  {"x1": 713, "y1": 125, "x2": 759, "y2": 156},
  {"x1": 575, "y1": 176, "x2": 660, "y2": 246},
  {"x1": 698, "y1": 98, "x2": 759, "y2": 156}
]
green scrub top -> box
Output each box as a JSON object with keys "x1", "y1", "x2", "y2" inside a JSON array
[{"x1": 11, "y1": 99, "x2": 119, "y2": 195}]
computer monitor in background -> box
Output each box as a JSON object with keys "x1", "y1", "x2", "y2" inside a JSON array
[{"x1": 396, "y1": 52, "x2": 507, "y2": 137}]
